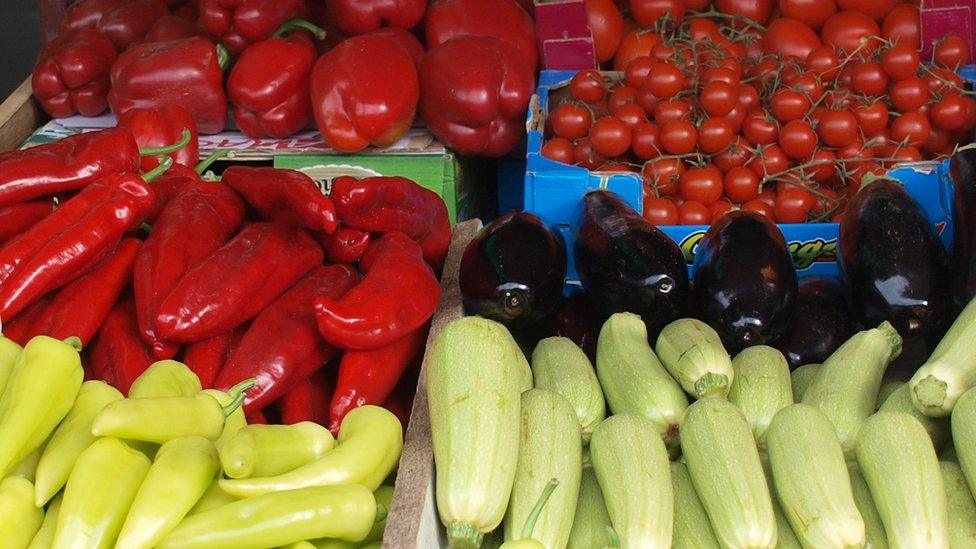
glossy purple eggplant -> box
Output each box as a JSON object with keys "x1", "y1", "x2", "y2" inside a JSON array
[
  {"x1": 950, "y1": 149, "x2": 976, "y2": 313},
  {"x1": 775, "y1": 276, "x2": 859, "y2": 370}
]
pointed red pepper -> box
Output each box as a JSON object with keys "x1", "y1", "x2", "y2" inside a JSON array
[
  {"x1": 216, "y1": 264, "x2": 360, "y2": 412},
  {"x1": 326, "y1": 0, "x2": 427, "y2": 36},
  {"x1": 198, "y1": 0, "x2": 308, "y2": 53},
  {"x1": 0, "y1": 201, "x2": 53, "y2": 247},
  {"x1": 222, "y1": 167, "x2": 338, "y2": 233},
  {"x1": 31, "y1": 28, "x2": 117, "y2": 118},
  {"x1": 117, "y1": 105, "x2": 200, "y2": 171},
  {"x1": 88, "y1": 298, "x2": 154, "y2": 394},
  {"x1": 183, "y1": 325, "x2": 247, "y2": 389},
  {"x1": 314, "y1": 232, "x2": 441, "y2": 350},
  {"x1": 95, "y1": 0, "x2": 169, "y2": 50},
  {"x1": 280, "y1": 369, "x2": 331, "y2": 426},
  {"x1": 0, "y1": 295, "x2": 53, "y2": 345},
  {"x1": 318, "y1": 226, "x2": 370, "y2": 265}
]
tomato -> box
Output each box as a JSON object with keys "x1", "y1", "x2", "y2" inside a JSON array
[
  {"x1": 890, "y1": 145, "x2": 922, "y2": 163},
  {"x1": 780, "y1": 0, "x2": 837, "y2": 30},
  {"x1": 635, "y1": 87, "x2": 659, "y2": 114},
  {"x1": 653, "y1": 98, "x2": 692, "y2": 123},
  {"x1": 818, "y1": 109, "x2": 858, "y2": 147},
  {"x1": 888, "y1": 77, "x2": 928, "y2": 113},
  {"x1": 737, "y1": 83, "x2": 760, "y2": 112},
  {"x1": 612, "y1": 103, "x2": 648, "y2": 128},
  {"x1": 631, "y1": 0, "x2": 685, "y2": 26},
  {"x1": 700, "y1": 81, "x2": 737, "y2": 117},
  {"x1": 805, "y1": 45, "x2": 841, "y2": 78},
  {"x1": 925, "y1": 67, "x2": 965, "y2": 95},
  {"x1": 808, "y1": 149, "x2": 838, "y2": 182},
  {"x1": 770, "y1": 90, "x2": 812, "y2": 123},
  {"x1": 570, "y1": 70, "x2": 607, "y2": 103},
  {"x1": 716, "y1": 0, "x2": 773, "y2": 25},
  {"x1": 961, "y1": 96, "x2": 976, "y2": 131},
  {"x1": 541, "y1": 137, "x2": 575, "y2": 164},
  {"x1": 679, "y1": 165, "x2": 724, "y2": 205},
  {"x1": 748, "y1": 145, "x2": 790, "y2": 178},
  {"x1": 713, "y1": 137, "x2": 752, "y2": 172},
  {"x1": 742, "y1": 198, "x2": 775, "y2": 219},
  {"x1": 613, "y1": 30, "x2": 661, "y2": 71},
  {"x1": 608, "y1": 85, "x2": 638, "y2": 110},
  {"x1": 698, "y1": 117, "x2": 735, "y2": 154},
  {"x1": 811, "y1": 187, "x2": 841, "y2": 216},
  {"x1": 710, "y1": 200, "x2": 735, "y2": 222},
  {"x1": 742, "y1": 110, "x2": 779, "y2": 145},
  {"x1": 624, "y1": 56, "x2": 655, "y2": 89},
  {"x1": 590, "y1": 116, "x2": 632, "y2": 157},
  {"x1": 880, "y1": 43, "x2": 920, "y2": 80},
  {"x1": 597, "y1": 162, "x2": 634, "y2": 172},
  {"x1": 757, "y1": 187, "x2": 778, "y2": 207},
  {"x1": 678, "y1": 200, "x2": 711, "y2": 225},
  {"x1": 934, "y1": 34, "x2": 971, "y2": 69},
  {"x1": 550, "y1": 103, "x2": 592, "y2": 140},
  {"x1": 632, "y1": 121, "x2": 662, "y2": 160},
  {"x1": 923, "y1": 126, "x2": 952, "y2": 154},
  {"x1": 821, "y1": 11, "x2": 881, "y2": 53},
  {"x1": 764, "y1": 17, "x2": 824, "y2": 60},
  {"x1": 684, "y1": 0, "x2": 712, "y2": 10},
  {"x1": 573, "y1": 138, "x2": 606, "y2": 169},
  {"x1": 779, "y1": 119, "x2": 819, "y2": 160},
  {"x1": 889, "y1": 110, "x2": 931, "y2": 148},
  {"x1": 702, "y1": 67, "x2": 739, "y2": 88},
  {"x1": 646, "y1": 62, "x2": 684, "y2": 99},
  {"x1": 836, "y1": 0, "x2": 896, "y2": 22},
  {"x1": 849, "y1": 62, "x2": 888, "y2": 95},
  {"x1": 659, "y1": 119, "x2": 697, "y2": 154},
  {"x1": 584, "y1": 0, "x2": 623, "y2": 63},
  {"x1": 689, "y1": 19, "x2": 721, "y2": 41},
  {"x1": 643, "y1": 196, "x2": 679, "y2": 224},
  {"x1": 786, "y1": 72, "x2": 826, "y2": 103},
  {"x1": 650, "y1": 41, "x2": 674, "y2": 62},
  {"x1": 642, "y1": 158, "x2": 685, "y2": 196},
  {"x1": 882, "y1": 4, "x2": 919, "y2": 49},
  {"x1": 723, "y1": 166, "x2": 761, "y2": 203},
  {"x1": 929, "y1": 94, "x2": 968, "y2": 131},
  {"x1": 774, "y1": 184, "x2": 814, "y2": 223}
]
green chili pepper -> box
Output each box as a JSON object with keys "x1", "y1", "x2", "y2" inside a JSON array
[
  {"x1": 34, "y1": 380, "x2": 124, "y2": 506},
  {"x1": 221, "y1": 421, "x2": 336, "y2": 479},
  {"x1": 499, "y1": 479, "x2": 559, "y2": 549},
  {"x1": 27, "y1": 492, "x2": 62, "y2": 549},
  {"x1": 116, "y1": 436, "x2": 220, "y2": 549},
  {"x1": 280, "y1": 543, "x2": 318, "y2": 549},
  {"x1": 91, "y1": 379, "x2": 255, "y2": 443},
  {"x1": 220, "y1": 405, "x2": 402, "y2": 498},
  {"x1": 9, "y1": 436, "x2": 47, "y2": 482},
  {"x1": 293, "y1": 485, "x2": 395, "y2": 549},
  {"x1": 0, "y1": 335, "x2": 84, "y2": 478},
  {"x1": 128, "y1": 360, "x2": 203, "y2": 398},
  {"x1": 0, "y1": 476, "x2": 43, "y2": 547},
  {"x1": 159, "y1": 484, "x2": 379, "y2": 549},
  {"x1": 0, "y1": 330, "x2": 22, "y2": 397},
  {"x1": 51, "y1": 437, "x2": 151, "y2": 549},
  {"x1": 202, "y1": 388, "x2": 248, "y2": 452},
  {"x1": 187, "y1": 480, "x2": 238, "y2": 516},
  {"x1": 358, "y1": 543, "x2": 382, "y2": 549}
]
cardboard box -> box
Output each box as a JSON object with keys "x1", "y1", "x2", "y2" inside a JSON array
[{"x1": 534, "y1": 0, "x2": 597, "y2": 70}]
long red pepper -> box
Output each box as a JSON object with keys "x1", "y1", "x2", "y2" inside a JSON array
[
  {"x1": 155, "y1": 222, "x2": 324, "y2": 342},
  {"x1": 314, "y1": 231, "x2": 441, "y2": 350},
  {"x1": 216, "y1": 264, "x2": 360, "y2": 412},
  {"x1": 222, "y1": 167, "x2": 338, "y2": 233},
  {"x1": 246, "y1": 410, "x2": 268, "y2": 425},
  {"x1": 28, "y1": 238, "x2": 141, "y2": 346},
  {"x1": 0, "y1": 201, "x2": 53, "y2": 246},
  {"x1": 88, "y1": 298, "x2": 154, "y2": 394},
  {"x1": 133, "y1": 181, "x2": 245, "y2": 356},
  {"x1": 182, "y1": 325, "x2": 247, "y2": 389},
  {"x1": 0, "y1": 295, "x2": 52, "y2": 345},
  {"x1": 327, "y1": 326, "x2": 426, "y2": 433},
  {"x1": 280, "y1": 369, "x2": 331, "y2": 426},
  {"x1": 318, "y1": 227, "x2": 371, "y2": 265}
]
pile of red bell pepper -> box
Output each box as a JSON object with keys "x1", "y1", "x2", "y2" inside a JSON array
[
  {"x1": 0, "y1": 114, "x2": 451, "y2": 434},
  {"x1": 31, "y1": 0, "x2": 539, "y2": 158}
]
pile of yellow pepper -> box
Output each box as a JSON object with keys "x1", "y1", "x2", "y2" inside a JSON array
[{"x1": 0, "y1": 333, "x2": 403, "y2": 549}]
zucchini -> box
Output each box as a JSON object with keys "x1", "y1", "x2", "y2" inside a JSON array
[
  {"x1": 847, "y1": 464, "x2": 888, "y2": 549},
  {"x1": 941, "y1": 461, "x2": 976, "y2": 548},
  {"x1": 770, "y1": 492, "x2": 802, "y2": 549},
  {"x1": 908, "y1": 295, "x2": 976, "y2": 417},
  {"x1": 766, "y1": 404, "x2": 864, "y2": 548},
  {"x1": 876, "y1": 381, "x2": 904, "y2": 411},
  {"x1": 941, "y1": 440, "x2": 958, "y2": 462},
  {"x1": 878, "y1": 383, "x2": 949, "y2": 451},
  {"x1": 952, "y1": 387, "x2": 976, "y2": 499},
  {"x1": 590, "y1": 414, "x2": 673, "y2": 548},
  {"x1": 728, "y1": 346, "x2": 793, "y2": 451},
  {"x1": 681, "y1": 397, "x2": 777, "y2": 548},
  {"x1": 504, "y1": 389, "x2": 582, "y2": 549},
  {"x1": 531, "y1": 337, "x2": 606, "y2": 444},
  {"x1": 567, "y1": 468, "x2": 612, "y2": 549},
  {"x1": 655, "y1": 318, "x2": 734, "y2": 399},
  {"x1": 596, "y1": 312, "x2": 688, "y2": 451},
  {"x1": 855, "y1": 412, "x2": 948, "y2": 549},
  {"x1": 790, "y1": 364, "x2": 821, "y2": 402},
  {"x1": 802, "y1": 322, "x2": 902, "y2": 454},
  {"x1": 428, "y1": 317, "x2": 528, "y2": 548},
  {"x1": 670, "y1": 461, "x2": 719, "y2": 549}
]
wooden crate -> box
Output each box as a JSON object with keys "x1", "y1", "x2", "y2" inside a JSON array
[{"x1": 0, "y1": 78, "x2": 46, "y2": 153}]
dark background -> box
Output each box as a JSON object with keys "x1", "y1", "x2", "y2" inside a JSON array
[{"x1": 0, "y1": 0, "x2": 42, "y2": 99}]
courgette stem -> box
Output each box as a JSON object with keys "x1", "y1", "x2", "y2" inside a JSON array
[
  {"x1": 695, "y1": 373, "x2": 730, "y2": 399},
  {"x1": 909, "y1": 295, "x2": 976, "y2": 417},
  {"x1": 448, "y1": 522, "x2": 484, "y2": 549}
]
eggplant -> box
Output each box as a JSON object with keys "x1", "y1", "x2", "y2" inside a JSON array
[
  {"x1": 775, "y1": 276, "x2": 859, "y2": 370},
  {"x1": 459, "y1": 211, "x2": 567, "y2": 330},
  {"x1": 574, "y1": 189, "x2": 689, "y2": 339},
  {"x1": 838, "y1": 180, "x2": 951, "y2": 363},
  {"x1": 521, "y1": 292, "x2": 601, "y2": 361},
  {"x1": 693, "y1": 210, "x2": 797, "y2": 353},
  {"x1": 950, "y1": 148, "x2": 976, "y2": 313}
]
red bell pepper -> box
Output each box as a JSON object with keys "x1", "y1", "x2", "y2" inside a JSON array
[
  {"x1": 88, "y1": 298, "x2": 154, "y2": 394},
  {"x1": 222, "y1": 167, "x2": 337, "y2": 233},
  {"x1": 144, "y1": 14, "x2": 209, "y2": 42},
  {"x1": 96, "y1": 0, "x2": 170, "y2": 50},
  {"x1": 420, "y1": 35, "x2": 536, "y2": 158},
  {"x1": 0, "y1": 295, "x2": 52, "y2": 346},
  {"x1": 325, "y1": 0, "x2": 426, "y2": 36},
  {"x1": 0, "y1": 128, "x2": 139, "y2": 208},
  {"x1": 183, "y1": 325, "x2": 246, "y2": 389},
  {"x1": 27, "y1": 238, "x2": 141, "y2": 346},
  {"x1": 155, "y1": 222, "x2": 324, "y2": 342},
  {"x1": 370, "y1": 27, "x2": 426, "y2": 65},
  {"x1": 424, "y1": 0, "x2": 538, "y2": 71},
  {"x1": 280, "y1": 367, "x2": 331, "y2": 426},
  {"x1": 327, "y1": 326, "x2": 426, "y2": 433},
  {"x1": 0, "y1": 201, "x2": 53, "y2": 246},
  {"x1": 109, "y1": 37, "x2": 229, "y2": 134},
  {"x1": 133, "y1": 180, "x2": 245, "y2": 357},
  {"x1": 216, "y1": 264, "x2": 360, "y2": 412},
  {"x1": 198, "y1": 0, "x2": 307, "y2": 53},
  {"x1": 31, "y1": 28, "x2": 117, "y2": 118},
  {"x1": 226, "y1": 21, "x2": 324, "y2": 138},
  {"x1": 330, "y1": 176, "x2": 452, "y2": 272},
  {"x1": 314, "y1": 232, "x2": 441, "y2": 350},
  {"x1": 59, "y1": 0, "x2": 129, "y2": 34},
  {"x1": 117, "y1": 105, "x2": 199, "y2": 171},
  {"x1": 318, "y1": 226, "x2": 370, "y2": 265},
  {"x1": 310, "y1": 32, "x2": 420, "y2": 153}
]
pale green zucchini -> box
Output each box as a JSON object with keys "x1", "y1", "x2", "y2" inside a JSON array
[
  {"x1": 941, "y1": 440, "x2": 959, "y2": 462},
  {"x1": 504, "y1": 389, "x2": 582, "y2": 548},
  {"x1": 595, "y1": 313, "x2": 688, "y2": 451},
  {"x1": 590, "y1": 414, "x2": 673, "y2": 548},
  {"x1": 728, "y1": 346, "x2": 794, "y2": 451},
  {"x1": 790, "y1": 364, "x2": 821, "y2": 402},
  {"x1": 855, "y1": 412, "x2": 948, "y2": 549},
  {"x1": 766, "y1": 404, "x2": 864, "y2": 548},
  {"x1": 428, "y1": 317, "x2": 528, "y2": 548},
  {"x1": 909, "y1": 296, "x2": 976, "y2": 417},
  {"x1": 670, "y1": 461, "x2": 719, "y2": 549},
  {"x1": 952, "y1": 387, "x2": 976, "y2": 499},
  {"x1": 655, "y1": 318, "x2": 734, "y2": 399},
  {"x1": 847, "y1": 464, "x2": 888, "y2": 549},
  {"x1": 567, "y1": 468, "x2": 612, "y2": 549},
  {"x1": 770, "y1": 493, "x2": 802, "y2": 549},
  {"x1": 681, "y1": 397, "x2": 777, "y2": 548},
  {"x1": 802, "y1": 322, "x2": 902, "y2": 454},
  {"x1": 876, "y1": 381, "x2": 904, "y2": 411},
  {"x1": 941, "y1": 461, "x2": 976, "y2": 548},
  {"x1": 878, "y1": 383, "x2": 949, "y2": 451},
  {"x1": 531, "y1": 337, "x2": 606, "y2": 444}
]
